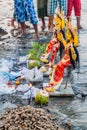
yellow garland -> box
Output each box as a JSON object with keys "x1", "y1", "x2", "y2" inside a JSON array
[
  {"x1": 73, "y1": 27, "x2": 79, "y2": 47},
  {"x1": 70, "y1": 45, "x2": 77, "y2": 61},
  {"x1": 57, "y1": 32, "x2": 66, "y2": 47}
]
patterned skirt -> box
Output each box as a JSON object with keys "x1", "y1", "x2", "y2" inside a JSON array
[
  {"x1": 37, "y1": 0, "x2": 48, "y2": 18},
  {"x1": 14, "y1": 0, "x2": 38, "y2": 24}
]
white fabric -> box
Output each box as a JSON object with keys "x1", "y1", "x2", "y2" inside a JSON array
[
  {"x1": 22, "y1": 87, "x2": 40, "y2": 99},
  {"x1": 19, "y1": 67, "x2": 43, "y2": 82},
  {"x1": 15, "y1": 84, "x2": 30, "y2": 92}
]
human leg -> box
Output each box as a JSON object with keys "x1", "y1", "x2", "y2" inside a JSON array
[
  {"x1": 8, "y1": 11, "x2": 16, "y2": 29},
  {"x1": 73, "y1": 0, "x2": 83, "y2": 29},
  {"x1": 24, "y1": 0, "x2": 39, "y2": 39},
  {"x1": 8, "y1": 19, "x2": 15, "y2": 27},
  {"x1": 41, "y1": 17, "x2": 46, "y2": 31},
  {"x1": 59, "y1": 0, "x2": 68, "y2": 16},
  {"x1": 67, "y1": 0, "x2": 73, "y2": 20},
  {"x1": 48, "y1": 16, "x2": 54, "y2": 31},
  {"x1": 19, "y1": 22, "x2": 26, "y2": 35},
  {"x1": 14, "y1": 0, "x2": 28, "y2": 35},
  {"x1": 76, "y1": 17, "x2": 83, "y2": 29},
  {"x1": 47, "y1": 0, "x2": 58, "y2": 31},
  {"x1": 33, "y1": 24, "x2": 39, "y2": 39},
  {"x1": 37, "y1": 0, "x2": 47, "y2": 31}
]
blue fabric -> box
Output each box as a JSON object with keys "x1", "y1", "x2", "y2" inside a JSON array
[
  {"x1": 0, "y1": 72, "x2": 18, "y2": 81},
  {"x1": 59, "y1": 0, "x2": 68, "y2": 16},
  {"x1": 14, "y1": 0, "x2": 38, "y2": 24}
]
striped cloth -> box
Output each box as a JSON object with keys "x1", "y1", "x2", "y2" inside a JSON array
[{"x1": 47, "y1": 0, "x2": 67, "y2": 16}]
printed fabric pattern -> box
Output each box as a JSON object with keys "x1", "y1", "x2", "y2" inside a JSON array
[{"x1": 14, "y1": 0, "x2": 38, "y2": 24}]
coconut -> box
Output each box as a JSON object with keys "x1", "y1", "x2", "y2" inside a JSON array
[
  {"x1": 28, "y1": 60, "x2": 40, "y2": 69},
  {"x1": 35, "y1": 90, "x2": 49, "y2": 105}
]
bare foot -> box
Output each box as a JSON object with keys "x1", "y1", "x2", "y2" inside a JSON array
[
  {"x1": 34, "y1": 34, "x2": 39, "y2": 40},
  {"x1": 77, "y1": 25, "x2": 83, "y2": 30},
  {"x1": 41, "y1": 25, "x2": 46, "y2": 31},
  {"x1": 8, "y1": 20, "x2": 16, "y2": 29}
]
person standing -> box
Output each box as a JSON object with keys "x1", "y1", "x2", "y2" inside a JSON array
[
  {"x1": 67, "y1": 0, "x2": 83, "y2": 29},
  {"x1": 47, "y1": 0, "x2": 68, "y2": 31},
  {"x1": 14, "y1": 0, "x2": 39, "y2": 39}
]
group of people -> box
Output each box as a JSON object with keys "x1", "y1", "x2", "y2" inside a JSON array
[
  {"x1": 38, "y1": 0, "x2": 82, "y2": 30},
  {"x1": 10, "y1": 0, "x2": 82, "y2": 39}
]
